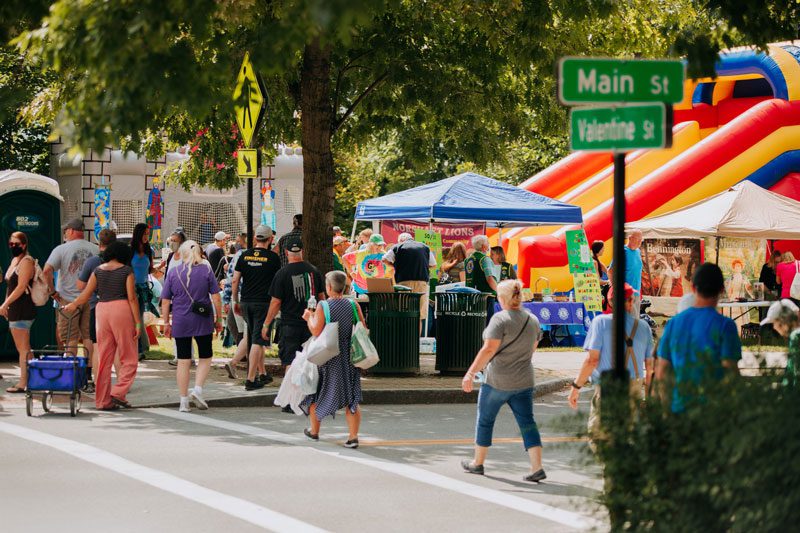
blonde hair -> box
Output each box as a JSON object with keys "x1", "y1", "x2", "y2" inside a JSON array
[
  {"x1": 783, "y1": 251, "x2": 796, "y2": 263},
  {"x1": 179, "y1": 240, "x2": 207, "y2": 286},
  {"x1": 497, "y1": 279, "x2": 523, "y2": 309}
]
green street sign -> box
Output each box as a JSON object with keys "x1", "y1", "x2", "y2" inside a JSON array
[
  {"x1": 570, "y1": 104, "x2": 672, "y2": 152},
  {"x1": 559, "y1": 57, "x2": 684, "y2": 104}
]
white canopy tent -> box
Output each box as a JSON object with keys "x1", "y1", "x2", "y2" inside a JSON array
[{"x1": 626, "y1": 181, "x2": 800, "y2": 240}]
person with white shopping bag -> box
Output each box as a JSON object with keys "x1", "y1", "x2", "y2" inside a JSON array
[{"x1": 300, "y1": 271, "x2": 366, "y2": 449}]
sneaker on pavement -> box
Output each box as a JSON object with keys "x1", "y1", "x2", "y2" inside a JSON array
[
  {"x1": 523, "y1": 469, "x2": 547, "y2": 483},
  {"x1": 190, "y1": 388, "x2": 209, "y2": 410},
  {"x1": 168, "y1": 358, "x2": 178, "y2": 367},
  {"x1": 179, "y1": 399, "x2": 191, "y2": 413},
  {"x1": 344, "y1": 439, "x2": 359, "y2": 449},
  {"x1": 224, "y1": 362, "x2": 237, "y2": 379},
  {"x1": 461, "y1": 460, "x2": 485, "y2": 475},
  {"x1": 257, "y1": 373, "x2": 273, "y2": 385},
  {"x1": 83, "y1": 382, "x2": 96, "y2": 394},
  {"x1": 245, "y1": 379, "x2": 265, "y2": 391}
]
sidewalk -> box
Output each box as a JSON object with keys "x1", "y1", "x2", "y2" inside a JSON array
[{"x1": 0, "y1": 352, "x2": 583, "y2": 410}]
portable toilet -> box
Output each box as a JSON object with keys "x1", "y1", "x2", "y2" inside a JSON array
[{"x1": 0, "y1": 170, "x2": 62, "y2": 358}]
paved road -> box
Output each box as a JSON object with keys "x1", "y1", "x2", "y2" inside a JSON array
[{"x1": 0, "y1": 389, "x2": 605, "y2": 532}]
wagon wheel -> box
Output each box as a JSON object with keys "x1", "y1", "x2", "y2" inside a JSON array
[
  {"x1": 42, "y1": 392, "x2": 53, "y2": 413},
  {"x1": 70, "y1": 393, "x2": 77, "y2": 417},
  {"x1": 25, "y1": 393, "x2": 33, "y2": 417}
]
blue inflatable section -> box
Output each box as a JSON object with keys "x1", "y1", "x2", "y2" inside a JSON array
[
  {"x1": 743, "y1": 150, "x2": 800, "y2": 189},
  {"x1": 691, "y1": 48, "x2": 789, "y2": 105}
]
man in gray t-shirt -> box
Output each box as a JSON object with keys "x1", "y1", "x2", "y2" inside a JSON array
[
  {"x1": 482, "y1": 309, "x2": 542, "y2": 391},
  {"x1": 44, "y1": 218, "x2": 99, "y2": 357}
]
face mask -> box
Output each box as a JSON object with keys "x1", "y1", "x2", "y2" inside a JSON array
[
  {"x1": 169, "y1": 241, "x2": 179, "y2": 252},
  {"x1": 10, "y1": 245, "x2": 24, "y2": 257}
]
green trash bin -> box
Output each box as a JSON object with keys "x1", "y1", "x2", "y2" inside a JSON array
[
  {"x1": 367, "y1": 292, "x2": 421, "y2": 374},
  {"x1": 435, "y1": 292, "x2": 489, "y2": 375}
]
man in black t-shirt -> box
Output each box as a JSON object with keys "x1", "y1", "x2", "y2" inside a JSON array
[
  {"x1": 262, "y1": 236, "x2": 325, "y2": 366},
  {"x1": 232, "y1": 225, "x2": 281, "y2": 390}
]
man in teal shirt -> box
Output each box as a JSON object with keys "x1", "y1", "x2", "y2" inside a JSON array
[
  {"x1": 465, "y1": 235, "x2": 498, "y2": 322},
  {"x1": 656, "y1": 263, "x2": 741, "y2": 413},
  {"x1": 608, "y1": 229, "x2": 644, "y2": 315}
]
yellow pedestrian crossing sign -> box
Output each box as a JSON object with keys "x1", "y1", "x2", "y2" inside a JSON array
[
  {"x1": 233, "y1": 52, "x2": 265, "y2": 148},
  {"x1": 237, "y1": 149, "x2": 258, "y2": 178}
]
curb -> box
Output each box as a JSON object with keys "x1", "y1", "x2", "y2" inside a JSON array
[{"x1": 136, "y1": 378, "x2": 572, "y2": 409}]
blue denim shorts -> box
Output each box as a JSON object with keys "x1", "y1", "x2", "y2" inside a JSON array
[
  {"x1": 476, "y1": 383, "x2": 542, "y2": 449},
  {"x1": 9, "y1": 320, "x2": 34, "y2": 330}
]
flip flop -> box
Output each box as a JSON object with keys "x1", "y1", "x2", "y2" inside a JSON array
[{"x1": 5, "y1": 386, "x2": 26, "y2": 393}]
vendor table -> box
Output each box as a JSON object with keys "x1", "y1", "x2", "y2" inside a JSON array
[
  {"x1": 717, "y1": 301, "x2": 773, "y2": 322},
  {"x1": 494, "y1": 301, "x2": 595, "y2": 347}
]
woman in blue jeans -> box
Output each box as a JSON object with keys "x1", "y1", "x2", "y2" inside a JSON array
[{"x1": 461, "y1": 279, "x2": 546, "y2": 482}]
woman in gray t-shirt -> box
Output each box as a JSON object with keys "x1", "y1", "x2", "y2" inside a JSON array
[{"x1": 461, "y1": 279, "x2": 546, "y2": 483}]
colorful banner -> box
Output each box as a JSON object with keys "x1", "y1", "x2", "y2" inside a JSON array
[
  {"x1": 146, "y1": 178, "x2": 164, "y2": 249},
  {"x1": 565, "y1": 229, "x2": 595, "y2": 274},
  {"x1": 93, "y1": 184, "x2": 111, "y2": 240},
  {"x1": 640, "y1": 239, "x2": 704, "y2": 298},
  {"x1": 344, "y1": 250, "x2": 395, "y2": 294},
  {"x1": 261, "y1": 180, "x2": 277, "y2": 231},
  {"x1": 380, "y1": 220, "x2": 485, "y2": 248},
  {"x1": 414, "y1": 228, "x2": 443, "y2": 279},
  {"x1": 572, "y1": 273, "x2": 603, "y2": 312},
  {"x1": 704, "y1": 237, "x2": 764, "y2": 300}
]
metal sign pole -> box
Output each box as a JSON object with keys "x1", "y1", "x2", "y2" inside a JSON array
[
  {"x1": 612, "y1": 151, "x2": 627, "y2": 381},
  {"x1": 247, "y1": 180, "x2": 254, "y2": 246}
]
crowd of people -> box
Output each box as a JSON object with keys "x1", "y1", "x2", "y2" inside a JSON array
[{"x1": 5, "y1": 219, "x2": 800, "y2": 478}]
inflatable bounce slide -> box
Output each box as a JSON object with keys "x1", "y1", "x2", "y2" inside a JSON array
[{"x1": 502, "y1": 43, "x2": 800, "y2": 290}]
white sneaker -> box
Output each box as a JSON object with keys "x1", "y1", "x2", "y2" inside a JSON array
[
  {"x1": 179, "y1": 398, "x2": 191, "y2": 412},
  {"x1": 190, "y1": 388, "x2": 208, "y2": 410}
]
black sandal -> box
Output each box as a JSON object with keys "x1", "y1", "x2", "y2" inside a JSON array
[
  {"x1": 303, "y1": 428, "x2": 319, "y2": 441},
  {"x1": 111, "y1": 397, "x2": 132, "y2": 409}
]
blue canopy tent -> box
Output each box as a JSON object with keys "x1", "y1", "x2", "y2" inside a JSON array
[{"x1": 353, "y1": 172, "x2": 583, "y2": 233}]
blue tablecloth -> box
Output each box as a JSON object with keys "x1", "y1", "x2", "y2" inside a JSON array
[{"x1": 494, "y1": 301, "x2": 593, "y2": 329}]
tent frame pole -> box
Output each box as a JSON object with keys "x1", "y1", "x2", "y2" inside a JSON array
[{"x1": 350, "y1": 219, "x2": 358, "y2": 243}]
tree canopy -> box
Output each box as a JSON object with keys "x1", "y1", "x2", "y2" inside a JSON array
[{"x1": 3, "y1": 0, "x2": 786, "y2": 268}]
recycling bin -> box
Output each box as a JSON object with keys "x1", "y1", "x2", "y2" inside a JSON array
[
  {"x1": 367, "y1": 292, "x2": 421, "y2": 374},
  {"x1": 435, "y1": 292, "x2": 490, "y2": 374}
]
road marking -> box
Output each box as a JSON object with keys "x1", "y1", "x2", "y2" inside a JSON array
[
  {"x1": 354, "y1": 436, "x2": 588, "y2": 447},
  {"x1": 150, "y1": 409, "x2": 601, "y2": 530},
  {"x1": 0, "y1": 421, "x2": 327, "y2": 533}
]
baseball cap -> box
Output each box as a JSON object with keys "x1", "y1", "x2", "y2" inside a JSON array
[
  {"x1": 214, "y1": 231, "x2": 227, "y2": 241},
  {"x1": 332, "y1": 226, "x2": 341, "y2": 233},
  {"x1": 761, "y1": 299, "x2": 800, "y2": 326},
  {"x1": 333, "y1": 236, "x2": 348, "y2": 245},
  {"x1": 369, "y1": 234, "x2": 386, "y2": 245},
  {"x1": 255, "y1": 224, "x2": 272, "y2": 240},
  {"x1": 286, "y1": 235, "x2": 303, "y2": 252},
  {"x1": 62, "y1": 217, "x2": 84, "y2": 231},
  {"x1": 607, "y1": 283, "x2": 635, "y2": 302}
]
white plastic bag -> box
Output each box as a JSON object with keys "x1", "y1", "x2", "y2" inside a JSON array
[
  {"x1": 290, "y1": 340, "x2": 319, "y2": 395},
  {"x1": 274, "y1": 363, "x2": 305, "y2": 415}
]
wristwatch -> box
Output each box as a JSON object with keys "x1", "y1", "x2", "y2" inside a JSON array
[{"x1": 571, "y1": 381, "x2": 582, "y2": 390}]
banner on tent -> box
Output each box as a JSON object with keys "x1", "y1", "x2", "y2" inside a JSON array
[
  {"x1": 94, "y1": 184, "x2": 111, "y2": 239},
  {"x1": 640, "y1": 238, "x2": 703, "y2": 298},
  {"x1": 704, "y1": 237, "x2": 765, "y2": 300},
  {"x1": 565, "y1": 229, "x2": 595, "y2": 274},
  {"x1": 380, "y1": 220, "x2": 485, "y2": 248}
]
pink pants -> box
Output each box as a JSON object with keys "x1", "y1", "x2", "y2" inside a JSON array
[{"x1": 95, "y1": 300, "x2": 138, "y2": 409}]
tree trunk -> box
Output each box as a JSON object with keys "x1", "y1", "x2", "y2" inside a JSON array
[{"x1": 299, "y1": 38, "x2": 335, "y2": 274}]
